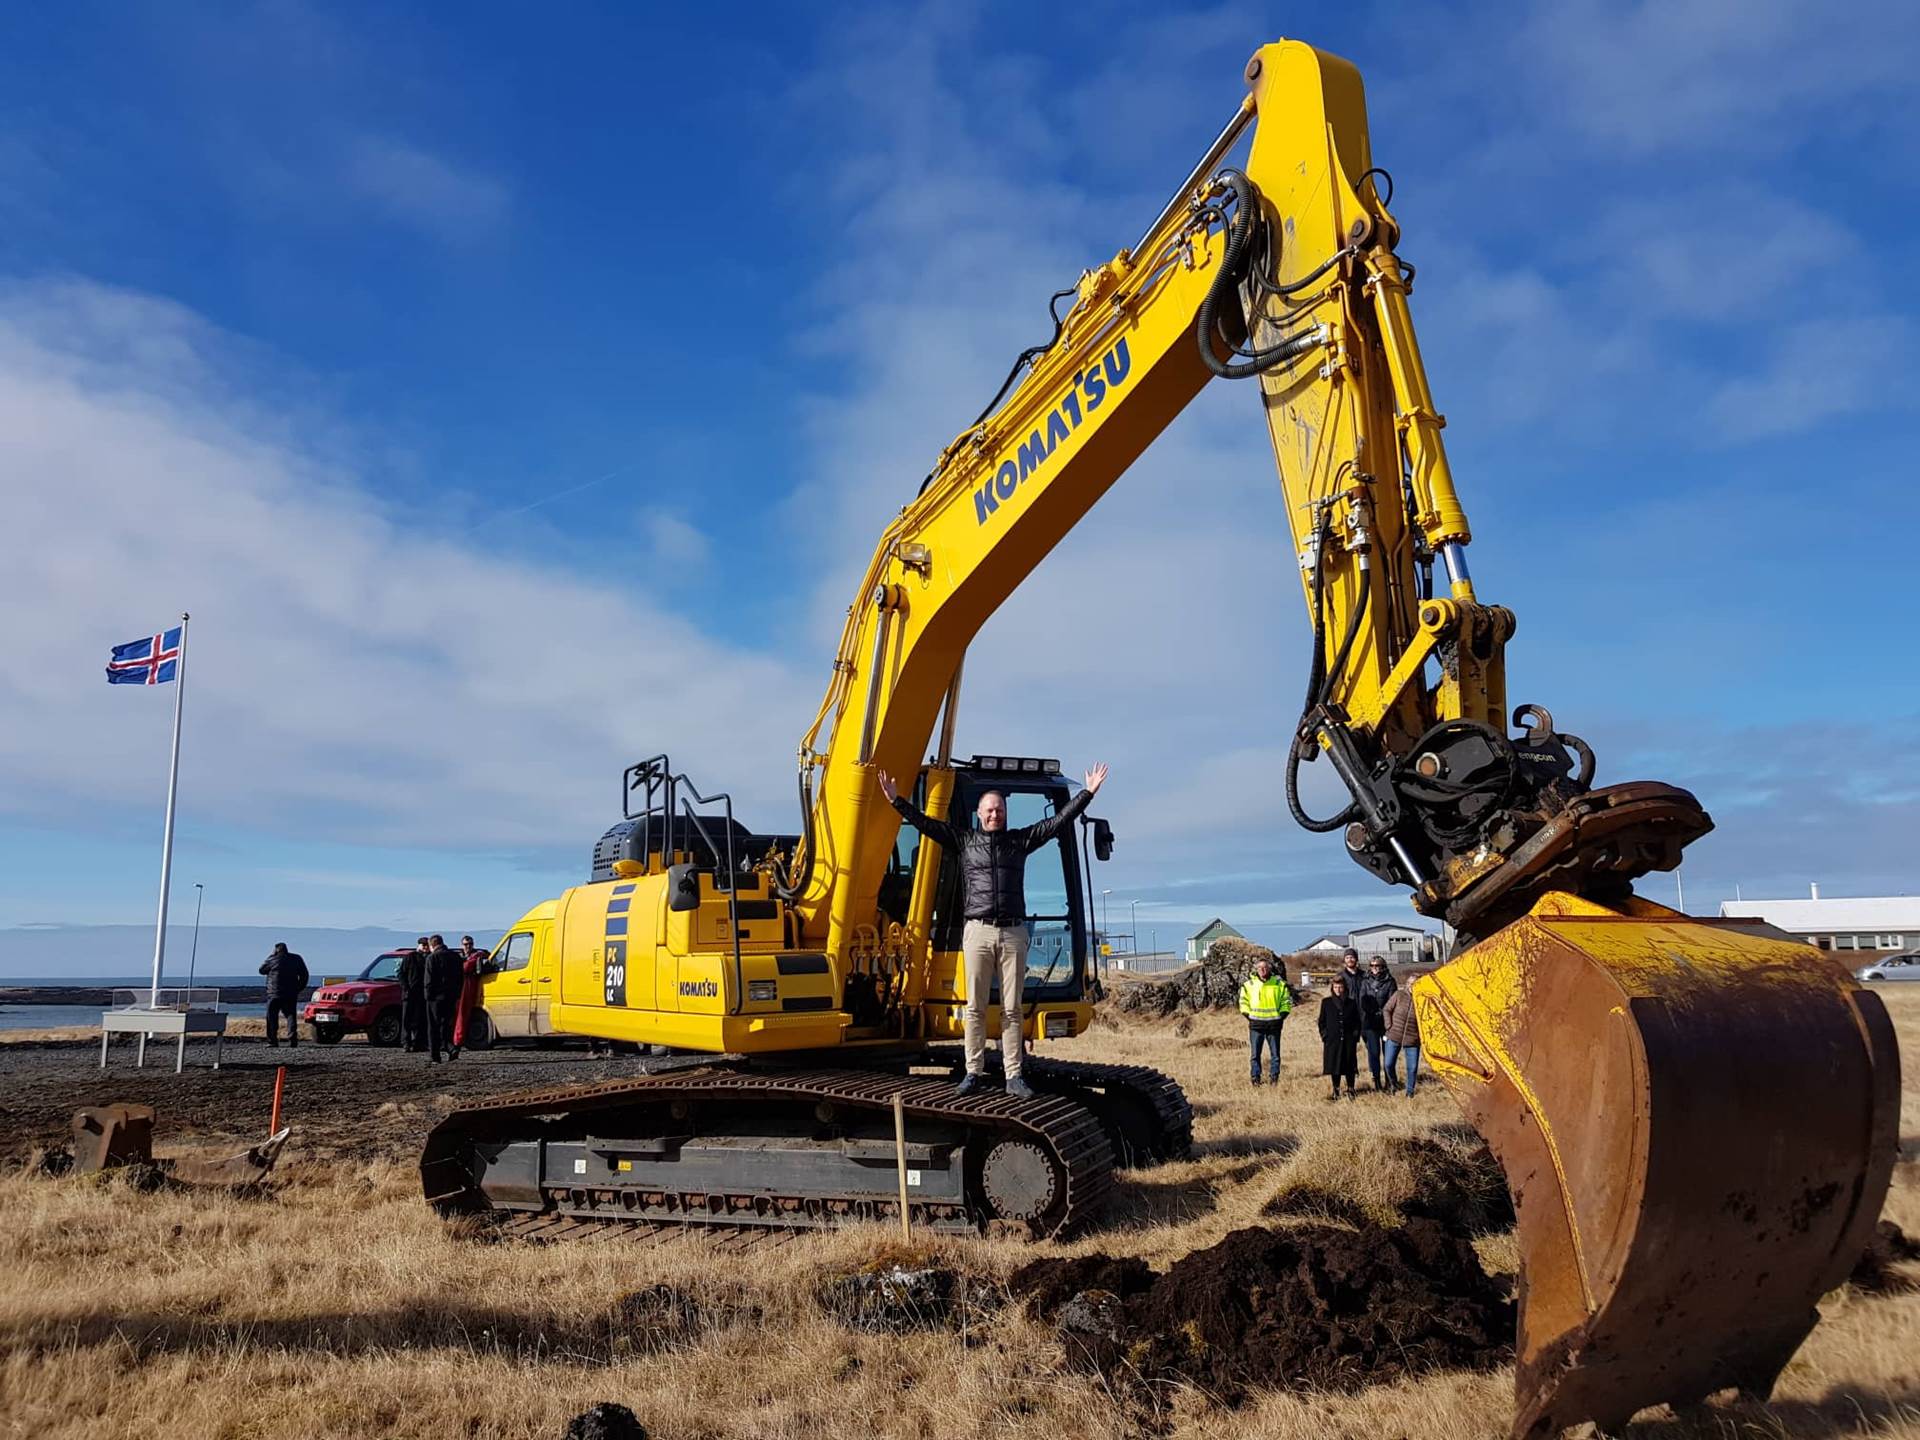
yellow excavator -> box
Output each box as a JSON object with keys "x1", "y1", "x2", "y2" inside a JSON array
[{"x1": 422, "y1": 39, "x2": 1899, "y2": 1436}]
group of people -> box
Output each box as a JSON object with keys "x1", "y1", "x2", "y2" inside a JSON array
[
  {"x1": 398, "y1": 934, "x2": 491, "y2": 1062},
  {"x1": 1239, "y1": 947, "x2": 1423, "y2": 1101}
]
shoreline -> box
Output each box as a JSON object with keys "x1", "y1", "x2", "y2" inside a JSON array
[{"x1": 0, "y1": 984, "x2": 273, "y2": 1008}]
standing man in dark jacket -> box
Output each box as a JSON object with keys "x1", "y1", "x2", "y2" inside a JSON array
[
  {"x1": 1356, "y1": 953, "x2": 1398, "y2": 1091},
  {"x1": 878, "y1": 763, "x2": 1108, "y2": 1100},
  {"x1": 425, "y1": 934, "x2": 465, "y2": 1062},
  {"x1": 1318, "y1": 973, "x2": 1362, "y2": 1101},
  {"x1": 259, "y1": 942, "x2": 309, "y2": 1048},
  {"x1": 398, "y1": 937, "x2": 430, "y2": 1052}
]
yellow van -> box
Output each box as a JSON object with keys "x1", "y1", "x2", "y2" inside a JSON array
[{"x1": 473, "y1": 901, "x2": 558, "y2": 1043}]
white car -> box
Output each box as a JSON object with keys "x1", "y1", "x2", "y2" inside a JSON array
[{"x1": 1855, "y1": 953, "x2": 1920, "y2": 982}]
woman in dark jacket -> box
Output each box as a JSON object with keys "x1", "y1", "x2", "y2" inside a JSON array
[{"x1": 1318, "y1": 973, "x2": 1362, "y2": 1100}]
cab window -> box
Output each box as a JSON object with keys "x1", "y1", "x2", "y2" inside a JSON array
[
  {"x1": 493, "y1": 932, "x2": 534, "y2": 972},
  {"x1": 927, "y1": 784, "x2": 1083, "y2": 999}
]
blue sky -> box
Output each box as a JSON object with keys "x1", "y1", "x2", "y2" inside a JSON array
[{"x1": 4, "y1": 0, "x2": 1917, "y2": 972}]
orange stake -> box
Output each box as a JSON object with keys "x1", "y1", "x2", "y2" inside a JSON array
[{"x1": 269, "y1": 1064, "x2": 285, "y2": 1136}]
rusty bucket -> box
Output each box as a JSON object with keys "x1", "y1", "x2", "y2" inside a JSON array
[{"x1": 1415, "y1": 891, "x2": 1899, "y2": 1437}]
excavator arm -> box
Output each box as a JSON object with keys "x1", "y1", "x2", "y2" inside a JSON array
[
  {"x1": 778, "y1": 38, "x2": 1898, "y2": 1438},
  {"x1": 787, "y1": 41, "x2": 1701, "y2": 954}
]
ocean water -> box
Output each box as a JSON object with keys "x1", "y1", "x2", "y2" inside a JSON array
[{"x1": 0, "y1": 976, "x2": 272, "y2": 1031}]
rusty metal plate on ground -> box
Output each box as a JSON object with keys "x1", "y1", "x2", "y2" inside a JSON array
[{"x1": 70, "y1": 1104, "x2": 154, "y2": 1172}]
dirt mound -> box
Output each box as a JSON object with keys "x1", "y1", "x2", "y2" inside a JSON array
[
  {"x1": 1261, "y1": 1132, "x2": 1514, "y2": 1238},
  {"x1": 1109, "y1": 939, "x2": 1298, "y2": 1018},
  {"x1": 1009, "y1": 1253, "x2": 1156, "y2": 1319},
  {"x1": 562, "y1": 1403, "x2": 647, "y2": 1440},
  {"x1": 1399, "y1": 1137, "x2": 1515, "y2": 1235},
  {"x1": 1850, "y1": 1220, "x2": 1920, "y2": 1293},
  {"x1": 815, "y1": 1256, "x2": 998, "y2": 1334},
  {"x1": 1021, "y1": 1220, "x2": 1512, "y2": 1400}
]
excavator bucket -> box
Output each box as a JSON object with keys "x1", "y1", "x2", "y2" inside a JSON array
[{"x1": 1414, "y1": 892, "x2": 1899, "y2": 1438}]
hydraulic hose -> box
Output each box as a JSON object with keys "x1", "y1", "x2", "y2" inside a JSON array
[
  {"x1": 772, "y1": 765, "x2": 818, "y2": 902},
  {"x1": 1319, "y1": 567, "x2": 1370, "y2": 705},
  {"x1": 1286, "y1": 737, "x2": 1356, "y2": 834},
  {"x1": 1196, "y1": 170, "x2": 1343, "y2": 379},
  {"x1": 1285, "y1": 516, "x2": 1358, "y2": 835}
]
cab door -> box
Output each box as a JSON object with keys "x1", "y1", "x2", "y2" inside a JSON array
[{"x1": 482, "y1": 931, "x2": 536, "y2": 1037}]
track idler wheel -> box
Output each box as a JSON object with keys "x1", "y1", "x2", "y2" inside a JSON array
[
  {"x1": 1414, "y1": 890, "x2": 1899, "y2": 1438},
  {"x1": 981, "y1": 1138, "x2": 1062, "y2": 1231}
]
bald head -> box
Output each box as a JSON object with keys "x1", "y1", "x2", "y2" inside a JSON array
[{"x1": 975, "y1": 791, "x2": 1007, "y2": 832}]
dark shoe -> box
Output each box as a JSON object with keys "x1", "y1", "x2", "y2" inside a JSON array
[
  {"x1": 954, "y1": 1074, "x2": 983, "y2": 1098},
  {"x1": 1249, "y1": 1077, "x2": 1261, "y2": 1088},
  {"x1": 1004, "y1": 1077, "x2": 1037, "y2": 1101},
  {"x1": 1326, "y1": 1092, "x2": 1340, "y2": 1103},
  {"x1": 448, "y1": 1048, "x2": 459, "y2": 1060}
]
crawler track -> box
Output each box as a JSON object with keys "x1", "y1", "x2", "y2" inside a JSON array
[
  {"x1": 978, "y1": 1051, "x2": 1194, "y2": 1165},
  {"x1": 422, "y1": 1064, "x2": 1117, "y2": 1241}
]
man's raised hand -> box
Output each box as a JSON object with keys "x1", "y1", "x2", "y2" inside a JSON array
[
  {"x1": 877, "y1": 769, "x2": 899, "y2": 803},
  {"x1": 1084, "y1": 762, "x2": 1109, "y2": 795}
]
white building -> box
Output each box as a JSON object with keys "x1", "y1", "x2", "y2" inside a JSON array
[
  {"x1": 1718, "y1": 890, "x2": 1920, "y2": 954},
  {"x1": 1348, "y1": 922, "x2": 1431, "y2": 963}
]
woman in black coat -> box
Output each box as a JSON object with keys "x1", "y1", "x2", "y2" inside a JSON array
[{"x1": 1318, "y1": 974, "x2": 1363, "y2": 1101}]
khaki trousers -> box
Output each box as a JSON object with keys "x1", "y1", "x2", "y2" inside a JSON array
[{"x1": 961, "y1": 920, "x2": 1030, "y2": 1079}]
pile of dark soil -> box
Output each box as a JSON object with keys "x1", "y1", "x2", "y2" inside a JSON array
[
  {"x1": 1012, "y1": 1219, "x2": 1513, "y2": 1400},
  {"x1": 816, "y1": 1257, "x2": 998, "y2": 1334},
  {"x1": 1850, "y1": 1219, "x2": 1920, "y2": 1293},
  {"x1": 1009, "y1": 1253, "x2": 1157, "y2": 1319},
  {"x1": 1261, "y1": 1136, "x2": 1513, "y2": 1237},
  {"x1": 1399, "y1": 1137, "x2": 1516, "y2": 1235},
  {"x1": 562, "y1": 1403, "x2": 647, "y2": 1440}
]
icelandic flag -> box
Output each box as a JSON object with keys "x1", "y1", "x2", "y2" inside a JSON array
[{"x1": 106, "y1": 627, "x2": 182, "y2": 685}]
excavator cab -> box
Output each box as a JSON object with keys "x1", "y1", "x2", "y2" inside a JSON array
[{"x1": 894, "y1": 755, "x2": 1096, "y2": 1011}]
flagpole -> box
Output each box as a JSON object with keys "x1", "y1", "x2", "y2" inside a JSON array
[{"x1": 149, "y1": 612, "x2": 189, "y2": 1010}]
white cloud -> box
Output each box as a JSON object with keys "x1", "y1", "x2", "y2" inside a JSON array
[
  {"x1": 641, "y1": 510, "x2": 710, "y2": 570},
  {"x1": 342, "y1": 135, "x2": 509, "y2": 240},
  {"x1": 1707, "y1": 316, "x2": 1913, "y2": 440},
  {"x1": 1518, "y1": 0, "x2": 1918, "y2": 154},
  {"x1": 0, "y1": 278, "x2": 808, "y2": 852}
]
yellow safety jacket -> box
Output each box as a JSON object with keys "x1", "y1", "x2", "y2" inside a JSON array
[{"x1": 1239, "y1": 974, "x2": 1293, "y2": 1023}]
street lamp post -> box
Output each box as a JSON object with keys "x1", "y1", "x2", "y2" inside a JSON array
[
  {"x1": 1100, "y1": 889, "x2": 1113, "y2": 977},
  {"x1": 1128, "y1": 899, "x2": 1138, "y2": 959},
  {"x1": 187, "y1": 883, "x2": 204, "y2": 992}
]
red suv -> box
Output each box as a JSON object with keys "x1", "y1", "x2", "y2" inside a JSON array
[{"x1": 303, "y1": 951, "x2": 410, "y2": 1046}]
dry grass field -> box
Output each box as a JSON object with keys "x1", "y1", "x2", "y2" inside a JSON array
[{"x1": 2, "y1": 989, "x2": 1915, "y2": 1440}]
